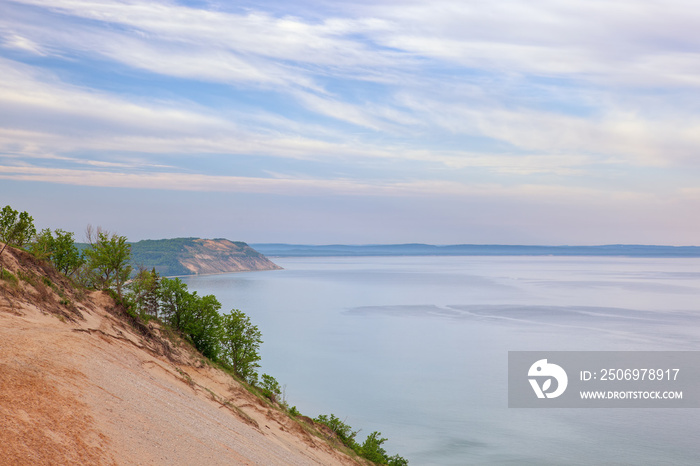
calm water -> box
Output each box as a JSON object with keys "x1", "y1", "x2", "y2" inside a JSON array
[{"x1": 182, "y1": 256, "x2": 700, "y2": 465}]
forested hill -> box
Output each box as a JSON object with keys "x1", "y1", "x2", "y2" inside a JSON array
[{"x1": 130, "y1": 238, "x2": 282, "y2": 276}]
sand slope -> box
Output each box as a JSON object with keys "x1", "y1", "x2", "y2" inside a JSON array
[{"x1": 0, "y1": 246, "x2": 360, "y2": 465}]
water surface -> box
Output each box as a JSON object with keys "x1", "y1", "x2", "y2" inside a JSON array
[{"x1": 183, "y1": 256, "x2": 700, "y2": 465}]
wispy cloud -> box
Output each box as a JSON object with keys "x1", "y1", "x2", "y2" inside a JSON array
[
  {"x1": 365, "y1": 0, "x2": 700, "y2": 86},
  {"x1": 1, "y1": 33, "x2": 46, "y2": 55},
  {"x1": 0, "y1": 163, "x2": 654, "y2": 204},
  {"x1": 3, "y1": 0, "x2": 404, "y2": 91},
  {"x1": 1, "y1": 0, "x2": 699, "y2": 243},
  {"x1": 0, "y1": 56, "x2": 607, "y2": 175}
]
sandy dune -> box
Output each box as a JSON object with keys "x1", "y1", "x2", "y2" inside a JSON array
[{"x1": 0, "y1": 247, "x2": 361, "y2": 465}]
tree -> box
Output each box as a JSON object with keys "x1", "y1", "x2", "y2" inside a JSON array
[
  {"x1": 181, "y1": 293, "x2": 222, "y2": 361},
  {"x1": 0, "y1": 205, "x2": 36, "y2": 260},
  {"x1": 84, "y1": 226, "x2": 132, "y2": 298},
  {"x1": 31, "y1": 228, "x2": 54, "y2": 261},
  {"x1": 127, "y1": 267, "x2": 160, "y2": 317},
  {"x1": 158, "y1": 277, "x2": 194, "y2": 330},
  {"x1": 51, "y1": 229, "x2": 84, "y2": 277},
  {"x1": 220, "y1": 310, "x2": 263, "y2": 384},
  {"x1": 157, "y1": 277, "x2": 222, "y2": 360},
  {"x1": 31, "y1": 228, "x2": 84, "y2": 277},
  {"x1": 260, "y1": 373, "x2": 282, "y2": 403},
  {"x1": 360, "y1": 432, "x2": 388, "y2": 464}
]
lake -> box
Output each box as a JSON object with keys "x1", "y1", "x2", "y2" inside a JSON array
[{"x1": 182, "y1": 255, "x2": 700, "y2": 465}]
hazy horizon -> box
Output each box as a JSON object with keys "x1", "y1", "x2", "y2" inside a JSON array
[
  {"x1": 2, "y1": 1, "x2": 699, "y2": 245},
  {"x1": 119, "y1": 238, "x2": 700, "y2": 248}
]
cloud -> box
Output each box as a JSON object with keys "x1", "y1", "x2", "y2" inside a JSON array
[
  {"x1": 0, "y1": 57, "x2": 372, "y2": 162},
  {"x1": 1, "y1": 0, "x2": 699, "y2": 206},
  {"x1": 3, "y1": 0, "x2": 404, "y2": 92},
  {"x1": 0, "y1": 163, "x2": 650, "y2": 203},
  {"x1": 364, "y1": 0, "x2": 700, "y2": 87},
  {"x1": 0, "y1": 57, "x2": 606, "y2": 176},
  {"x1": 7, "y1": 0, "x2": 700, "y2": 94},
  {"x1": 1, "y1": 33, "x2": 46, "y2": 55},
  {"x1": 394, "y1": 88, "x2": 700, "y2": 168}
]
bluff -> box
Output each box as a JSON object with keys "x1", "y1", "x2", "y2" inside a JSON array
[
  {"x1": 130, "y1": 238, "x2": 282, "y2": 276},
  {"x1": 0, "y1": 244, "x2": 359, "y2": 465}
]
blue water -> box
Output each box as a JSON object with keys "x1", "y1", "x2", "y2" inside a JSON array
[{"x1": 182, "y1": 256, "x2": 700, "y2": 465}]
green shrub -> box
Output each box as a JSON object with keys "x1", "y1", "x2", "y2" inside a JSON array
[
  {"x1": 31, "y1": 228, "x2": 84, "y2": 277},
  {"x1": 360, "y1": 431, "x2": 388, "y2": 463},
  {"x1": 314, "y1": 414, "x2": 409, "y2": 464},
  {"x1": 314, "y1": 414, "x2": 358, "y2": 448},
  {"x1": 0, "y1": 269, "x2": 18, "y2": 285},
  {"x1": 260, "y1": 373, "x2": 282, "y2": 402},
  {"x1": 39, "y1": 275, "x2": 67, "y2": 299},
  {"x1": 387, "y1": 454, "x2": 410, "y2": 466},
  {"x1": 17, "y1": 270, "x2": 37, "y2": 286}
]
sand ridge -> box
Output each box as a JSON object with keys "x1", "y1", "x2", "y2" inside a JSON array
[{"x1": 0, "y1": 246, "x2": 362, "y2": 465}]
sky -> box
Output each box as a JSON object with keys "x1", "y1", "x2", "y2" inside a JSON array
[{"x1": 1, "y1": 0, "x2": 699, "y2": 245}]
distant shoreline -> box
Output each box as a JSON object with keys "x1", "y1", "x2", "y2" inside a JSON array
[
  {"x1": 251, "y1": 243, "x2": 700, "y2": 258},
  {"x1": 166, "y1": 268, "x2": 284, "y2": 279}
]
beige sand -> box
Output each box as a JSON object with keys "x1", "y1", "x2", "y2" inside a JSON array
[{"x1": 0, "y1": 247, "x2": 362, "y2": 465}]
